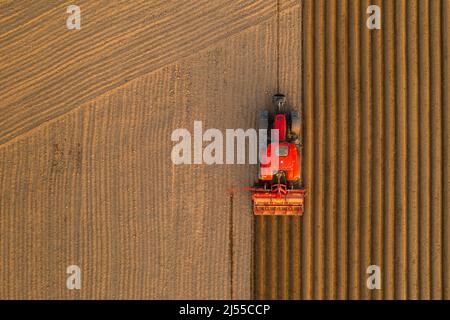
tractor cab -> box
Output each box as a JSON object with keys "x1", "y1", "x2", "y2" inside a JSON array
[{"x1": 259, "y1": 142, "x2": 300, "y2": 182}]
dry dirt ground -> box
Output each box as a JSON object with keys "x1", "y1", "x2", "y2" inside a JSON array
[
  {"x1": 0, "y1": 0, "x2": 296, "y2": 299},
  {"x1": 0, "y1": 0, "x2": 448, "y2": 300}
]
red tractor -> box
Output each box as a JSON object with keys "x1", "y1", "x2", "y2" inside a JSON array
[{"x1": 247, "y1": 94, "x2": 306, "y2": 215}]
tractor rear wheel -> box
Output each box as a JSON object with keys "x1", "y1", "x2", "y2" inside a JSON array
[
  {"x1": 290, "y1": 111, "x2": 301, "y2": 137},
  {"x1": 259, "y1": 110, "x2": 269, "y2": 131},
  {"x1": 258, "y1": 110, "x2": 269, "y2": 157}
]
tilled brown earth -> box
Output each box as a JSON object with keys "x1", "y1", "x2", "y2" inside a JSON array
[
  {"x1": 0, "y1": 0, "x2": 296, "y2": 299},
  {"x1": 255, "y1": 0, "x2": 449, "y2": 300}
]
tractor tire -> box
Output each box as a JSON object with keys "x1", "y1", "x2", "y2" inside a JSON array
[
  {"x1": 258, "y1": 110, "x2": 269, "y2": 156},
  {"x1": 259, "y1": 110, "x2": 269, "y2": 131},
  {"x1": 290, "y1": 111, "x2": 301, "y2": 137}
]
